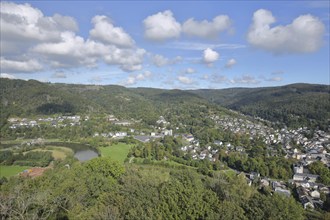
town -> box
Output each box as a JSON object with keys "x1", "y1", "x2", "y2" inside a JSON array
[{"x1": 6, "y1": 111, "x2": 330, "y2": 210}]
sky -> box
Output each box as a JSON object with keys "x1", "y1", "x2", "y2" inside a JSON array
[{"x1": 0, "y1": 1, "x2": 329, "y2": 89}]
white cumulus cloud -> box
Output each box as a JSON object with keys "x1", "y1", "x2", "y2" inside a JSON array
[
  {"x1": 185, "y1": 68, "x2": 195, "y2": 74},
  {"x1": 0, "y1": 57, "x2": 43, "y2": 73},
  {"x1": 0, "y1": 2, "x2": 146, "y2": 74},
  {"x1": 33, "y1": 32, "x2": 107, "y2": 68},
  {"x1": 0, "y1": 73, "x2": 16, "y2": 79},
  {"x1": 33, "y1": 29, "x2": 145, "y2": 72},
  {"x1": 247, "y1": 9, "x2": 325, "y2": 54},
  {"x1": 52, "y1": 71, "x2": 67, "y2": 78},
  {"x1": 151, "y1": 54, "x2": 182, "y2": 67},
  {"x1": 90, "y1": 15, "x2": 135, "y2": 48},
  {"x1": 123, "y1": 76, "x2": 136, "y2": 86},
  {"x1": 122, "y1": 71, "x2": 152, "y2": 86},
  {"x1": 0, "y1": 1, "x2": 78, "y2": 55},
  {"x1": 152, "y1": 54, "x2": 169, "y2": 67},
  {"x1": 203, "y1": 48, "x2": 219, "y2": 63},
  {"x1": 230, "y1": 74, "x2": 259, "y2": 84},
  {"x1": 104, "y1": 48, "x2": 146, "y2": 72},
  {"x1": 178, "y1": 76, "x2": 193, "y2": 84},
  {"x1": 182, "y1": 15, "x2": 231, "y2": 39},
  {"x1": 136, "y1": 71, "x2": 152, "y2": 80},
  {"x1": 225, "y1": 58, "x2": 237, "y2": 68},
  {"x1": 143, "y1": 10, "x2": 181, "y2": 41}
]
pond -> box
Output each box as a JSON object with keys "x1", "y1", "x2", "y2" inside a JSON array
[
  {"x1": 74, "y1": 149, "x2": 99, "y2": 162},
  {"x1": 47, "y1": 142, "x2": 99, "y2": 162},
  {"x1": 0, "y1": 141, "x2": 99, "y2": 162}
]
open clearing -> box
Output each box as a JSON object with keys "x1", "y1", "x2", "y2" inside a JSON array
[
  {"x1": 0, "y1": 165, "x2": 30, "y2": 178},
  {"x1": 100, "y1": 143, "x2": 133, "y2": 163},
  {"x1": 25, "y1": 146, "x2": 74, "y2": 160}
]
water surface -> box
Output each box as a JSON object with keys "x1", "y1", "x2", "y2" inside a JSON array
[{"x1": 74, "y1": 150, "x2": 98, "y2": 162}]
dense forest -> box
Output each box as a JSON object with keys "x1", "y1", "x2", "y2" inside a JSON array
[
  {"x1": 191, "y1": 84, "x2": 330, "y2": 129},
  {"x1": 1, "y1": 157, "x2": 311, "y2": 220},
  {"x1": 1, "y1": 79, "x2": 329, "y2": 130}
]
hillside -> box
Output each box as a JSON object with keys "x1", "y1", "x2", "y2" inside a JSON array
[
  {"x1": 1, "y1": 79, "x2": 329, "y2": 129},
  {"x1": 191, "y1": 84, "x2": 330, "y2": 129},
  {"x1": 0, "y1": 79, "x2": 211, "y2": 127}
]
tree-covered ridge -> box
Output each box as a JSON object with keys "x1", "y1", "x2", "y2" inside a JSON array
[
  {"x1": 0, "y1": 157, "x2": 307, "y2": 220},
  {"x1": 1, "y1": 79, "x2": 329, "y2": 129},
  {"x1": 191, "y1": 83, "x2": 330, "y2": 129}
]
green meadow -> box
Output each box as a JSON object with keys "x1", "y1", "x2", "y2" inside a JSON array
[
  {"x1": 100, "y1": 143, "x2": 134, "y2": 163},
  {"x1": 0, "y1": 165, "x2": 31, "y2": 178}
]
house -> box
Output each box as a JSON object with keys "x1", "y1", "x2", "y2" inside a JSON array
[
  {"x1": 214, "y1": 140, "x2": 223, "y2": 146},
  {"x1": 296, "y1": 153, "x2": 306, "y2": 160},
  {"x1": 156, "y1": 116, "x2": 168, "y2": 125},
  {"x1": 260, "y1": 179, "x2": 270, "y2": 187},
  {"x1": 134, "y1": 135, "x2": 150, "y2": 143},
  {"x1": 310, "y1": 190, "x2": 320, "y2": 199},
  {"x1": 296, "y1": 186, "x2": 308, "y2": 198},
  {"x1": 113, "y1": 120, "x2": 132, "y2": 126},
  {"x1": 107, "y1": 115, "x2": 117, "y2": 121},
  {"x1": 183, "y1": 134, "x2": 194, "y2": 142},
  {"x1": 236, "y1": 146, "x2": 245, "y2": 152},
  {"x1": 274, "y1": 188, "x2": 291, "y2": 197},
  {"x1": 249, "y1": 172, "x2": 260, "y2": 181},
  {"x1": 293, "y1": 164, "x2": 304, "y2": 174},
  {"x1": 199, "y1": 150, "x2": 208, "y2": 160},
  {"x1": 163, "y1": 129, "x2": 173, "y2": 136},
  {"x1": 115, "y1": 132, "x2": 127, "y2": 137},
  {"x1": 293, "y1": 173, "x2": 319, "y2": 182},
  {"x1": 181, "y1": 146, "x2": 188, "y2": 151},
  {"x1": 29, "y1": 121, "x2": 38, "y2": 127},
  {"x1": 8, "y1": 118, "x2": 20, "y2": 123},
  {"x1": 319, "y1": 186, "x2": 330, "y2": 195},
  {"x1": 300, "y1": 196, "x2": 314, "y2": 209}
]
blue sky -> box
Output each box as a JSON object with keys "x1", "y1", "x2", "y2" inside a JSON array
[{"x1": 1, "y1": 1, "x2": 329, "y2": 89}]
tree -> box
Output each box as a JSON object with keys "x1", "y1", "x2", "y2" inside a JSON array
[
  {"x1": 308, "y1": 161, "x2": 330, "y2": 185},
  {"x1": 85, "y1": 157, "x2": 125, "y2": 179}
]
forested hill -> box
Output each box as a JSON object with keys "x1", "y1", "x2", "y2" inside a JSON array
[
  {"x1": 190, "y1": 83, "x2": 330, "y2": 129},
  {"x1": 1, "y1": 78, "x2": 329, "y2": 129},
  {"x1": 0, "y1": 79, "x2": 210, "y2": 127}
]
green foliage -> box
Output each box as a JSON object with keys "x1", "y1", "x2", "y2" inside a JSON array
[
  {"x1": 0, "y1": 160, "x2": 311, "y2": 220},
  {"x1": 36, "y1": 101, "x2": 75, "y2": 114},
  {"x1": 1, "y1": 78, "x2": 328, "y2": 219},
  {"x1": 0, "y1": 150, "x2": 53, "y2": 167},
  {"x1": 222, "y1": 150, "x2": 294, "y2": 180},
  {"x1": 308, "y1": 161, "x2": 330, "y2": 185},
  {"x1": 243, "y1": 193, "x2": 305, "y2": 220},
  {"x1": 85, "y1": 157, "x2": 125, "y2": 179},
  {"x1": 192, "y1": 83, "x2": 330, "y2": 129}
]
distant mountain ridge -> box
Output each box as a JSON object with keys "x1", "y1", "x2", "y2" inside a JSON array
[{"x1": 1, "y1": 78, "x2": 329, "y2": 129}]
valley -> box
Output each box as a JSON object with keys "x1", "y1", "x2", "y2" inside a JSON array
[{"x1": 0, "y1": 79, "x2": 329, "y2": 219}]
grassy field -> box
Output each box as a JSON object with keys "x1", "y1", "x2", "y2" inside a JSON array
[
  {"x1": 1, "y1": 138, "x2": 61, "y2": 145},
  {"x1": 29, "y1": 146, "x2": 74, "y2": 160},
  {"x1": 0, "y1": 165, "x2": 30, "y2": 178},
  {"x1": 100, "y1": 143, "x2": 133, "y2": 163},
  {"x1": 218, "y1": 169, "x2": 237, "y2": 178},
  {"x1": 128, "y1": 163, "x2": 171, "y2": 183}
]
